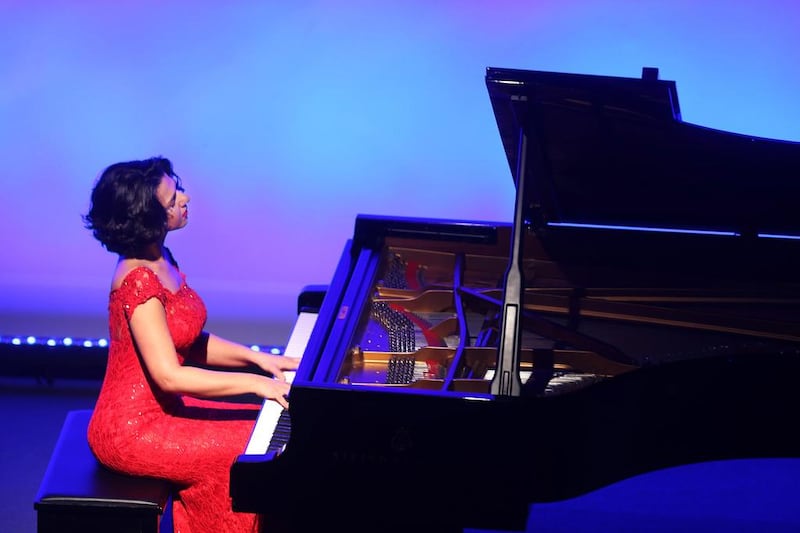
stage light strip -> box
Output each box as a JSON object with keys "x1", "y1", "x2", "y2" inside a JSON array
[{"x1": 0, "y1": 335, "x2": 285, "y2": 355}]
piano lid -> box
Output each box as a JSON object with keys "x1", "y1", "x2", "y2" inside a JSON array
[{"x1": 486, "y1": 67, "x2": 800, "y2": 237}]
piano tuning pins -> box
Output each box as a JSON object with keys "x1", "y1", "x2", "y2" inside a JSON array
[
  {"x1": 387, "y1": 356, "x2": 397, "y2": 383},
  {"x1": 386, "y1": 354, "x2": 416, "y2": 385},
  {"x1": 372, "y1": 253, "x2": 419, "y2": 386},
  {"x1": 370, "y1": 301, "x2": 416, "y2": 354},
  {"x1": 381, "y1": 254, "x2": 408, "y2": 290}
]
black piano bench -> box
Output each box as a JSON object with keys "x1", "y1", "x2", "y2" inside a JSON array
[{"x1": 34, "y1": 409, "x2": 173, "y2": 533}]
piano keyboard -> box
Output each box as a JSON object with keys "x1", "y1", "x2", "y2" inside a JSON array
[{"x1": 243, "y1": 311, "x2": 318, "y2": 456}]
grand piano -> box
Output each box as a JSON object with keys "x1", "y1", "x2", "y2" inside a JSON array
[{"x1": 231, "y1": 67, "x2": 800, "y2": 532}]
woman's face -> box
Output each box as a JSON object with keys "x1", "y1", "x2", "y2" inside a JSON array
[{"x1": 155, "y1": 174, "x2": 190, "y2": 231}]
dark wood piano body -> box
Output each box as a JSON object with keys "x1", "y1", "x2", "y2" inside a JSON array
[{"x1": 231, "y1": 67, "x2": 800, "y2": 532}]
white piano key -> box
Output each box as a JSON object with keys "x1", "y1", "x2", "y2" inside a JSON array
[{"x1": 243, "y1": 311, "x2": 318, "y2": 456}]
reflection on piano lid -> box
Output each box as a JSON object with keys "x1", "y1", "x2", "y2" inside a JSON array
[{"x1": 231, "y1": 67, "x2": 800, "y2": 533}]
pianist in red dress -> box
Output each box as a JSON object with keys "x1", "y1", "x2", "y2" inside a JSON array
[{"x1": 83, "y1": 157, "x2": 298, "y2": 532}]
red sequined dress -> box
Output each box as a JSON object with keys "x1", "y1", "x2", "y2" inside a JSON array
[{"x1": 88, "y1": 266, "x2": 260, "y2": 533}]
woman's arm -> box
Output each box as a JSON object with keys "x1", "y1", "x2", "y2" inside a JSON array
[
  {"x1": 188, "y1": 332, "x2": 299, "y2": 379},
  {"x1": 129, "y1": 298, "x2": 292, "y2": 408}
]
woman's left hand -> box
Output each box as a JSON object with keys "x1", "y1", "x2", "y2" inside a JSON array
[{"x1": 252, "y1": 354, "x2": 300, "y2": 381}]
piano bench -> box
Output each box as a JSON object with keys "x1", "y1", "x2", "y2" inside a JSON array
[{"x1": 34, "y1": 409, "x2": 173, "y2": 533}]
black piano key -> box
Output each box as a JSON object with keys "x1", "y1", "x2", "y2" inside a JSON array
[{"x1": 266, "y1": 410, "x2": 292, "y2": 453}]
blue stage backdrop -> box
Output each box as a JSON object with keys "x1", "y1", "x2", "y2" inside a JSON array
[{"x1": 1, "y1": 0, "x2": 798, "y2": 345}]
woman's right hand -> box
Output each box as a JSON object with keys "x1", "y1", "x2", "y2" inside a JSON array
[{"x1": 252, "y1": 374, "x2": 292, "y2": 409}]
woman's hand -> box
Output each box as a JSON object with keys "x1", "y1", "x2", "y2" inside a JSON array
[
  {"x1": 252, "y1": 354, "x2": 300, "y2": 382},
  {"x1": 251, "y1": 374, "x2": 293, "y2": 410},
  {"x1": 249, "y1": 355, "x2": 299, "y2": 409}
]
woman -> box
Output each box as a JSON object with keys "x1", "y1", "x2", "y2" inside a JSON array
[{"x1": 83, "y1": 157, "x2": 297, "y2": 532}]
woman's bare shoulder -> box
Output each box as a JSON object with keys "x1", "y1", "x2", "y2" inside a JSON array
[{"x1": 110, "y1": 259, "x2": 157, "y2": 292}]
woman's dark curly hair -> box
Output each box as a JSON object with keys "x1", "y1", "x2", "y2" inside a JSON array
[{"x1": 83, "y1": 157, "x2": 182, "y2": 256}]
